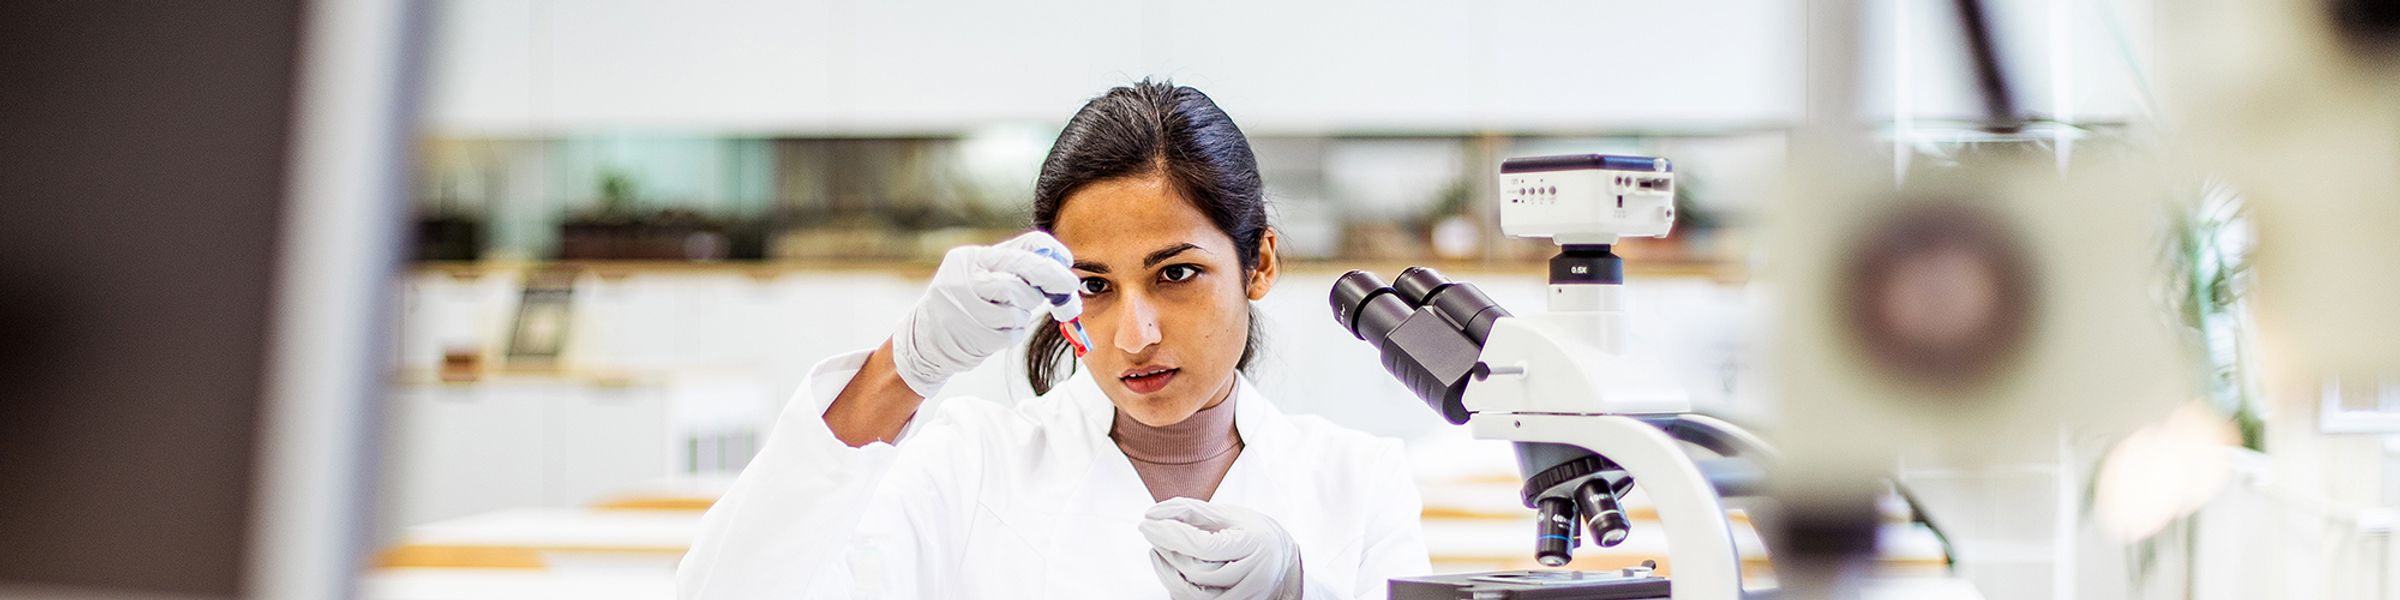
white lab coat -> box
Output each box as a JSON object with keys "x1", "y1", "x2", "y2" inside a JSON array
[{"x1": 676, "y1": 349, "x2": 1430, "y2": 599}]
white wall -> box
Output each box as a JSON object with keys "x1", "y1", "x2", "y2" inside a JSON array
[
  {"x1": 423, "y1": 0, "x2": 1808, "y2": 135},
  {"x1": 424, "y1": 0, "x2": 2160, "y2": 136},
  {"x1": 1856, "y1": 0, "x2": 2157, "y2": 124}
]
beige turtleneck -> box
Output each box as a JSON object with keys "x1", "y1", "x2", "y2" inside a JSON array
[{"x1": 1109, "y1": 391, "x2": 1244, "y2": 502}]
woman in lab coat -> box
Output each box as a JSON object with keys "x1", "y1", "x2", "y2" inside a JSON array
[{"x1": 676, "y1": 80, "x2": 1430, "y2": 599}]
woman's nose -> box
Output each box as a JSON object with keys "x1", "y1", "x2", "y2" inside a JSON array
[{"x1": 1112, "y1": 292, "x2": 1163, "y2": 354}]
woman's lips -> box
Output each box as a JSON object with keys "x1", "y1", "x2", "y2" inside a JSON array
[{"x1": 1119, "y1": 367, "x2": 1179, "y2": 395}]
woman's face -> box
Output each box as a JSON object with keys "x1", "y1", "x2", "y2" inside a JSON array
[{"x1": 1051, "y1": 175, "x2": 1276, "y2": 427}]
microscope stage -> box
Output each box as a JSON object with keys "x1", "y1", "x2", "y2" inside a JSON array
[{"x1": 1390, "y1": 568, "x2": 1671, "y2": 600}]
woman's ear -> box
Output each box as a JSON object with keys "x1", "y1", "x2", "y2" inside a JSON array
[{"x1": 1246, "y1": 228, "x2": 1279, "y2": 301}]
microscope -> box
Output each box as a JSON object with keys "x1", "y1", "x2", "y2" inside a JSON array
[{"x1": 1331, "y1": 154, "x2": 1775, "y2": 599}]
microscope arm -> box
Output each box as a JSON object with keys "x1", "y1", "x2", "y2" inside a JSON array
[{"x1": 1664, "y1": 414, "x2": 1777, "y2": 465}]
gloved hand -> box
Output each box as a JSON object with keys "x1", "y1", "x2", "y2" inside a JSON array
[
  {"x1": 1138, "y1": 498, "x2": 1304, "y2": 600},
  {"x1": 889, "y1": 231, "x2": 1082, "y2": 398}
]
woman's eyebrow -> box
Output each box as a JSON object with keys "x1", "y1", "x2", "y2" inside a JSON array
[
  {"x1": 1071, "y1": 242, "x2": 1207, "y2": 274},
  {"x1": 1142, "y1": 243, "x2": 1204, "y2": 268}
]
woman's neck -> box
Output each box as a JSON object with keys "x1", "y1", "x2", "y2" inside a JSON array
[{"x1": 1110, "y1": 389, "x2": 1241, "y2": 465}]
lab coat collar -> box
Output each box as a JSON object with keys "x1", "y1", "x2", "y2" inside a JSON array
[{"x1": 1059, "y1": 369, "x2": 1284, "y2": 450}]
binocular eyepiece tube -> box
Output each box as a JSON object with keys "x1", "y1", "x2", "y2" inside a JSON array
[{"x1": 1327, "y1": 267, "x2": 1511, "y2": 425}]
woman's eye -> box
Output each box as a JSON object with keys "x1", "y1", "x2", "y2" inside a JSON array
[
  {"x1": 1159, "y1": 264, "x2": 1201, "y2": 283},
  {"x1": 1079, "y1": 277, "x2": 1110, "y2": 296}
]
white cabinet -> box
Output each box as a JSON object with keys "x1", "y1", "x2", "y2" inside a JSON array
[
  {"x1": 543, "y1": 383, "x2": 678, "y2": 513},
  {"x1": 385, "y1": 378, "x2": 673, "y2": 527}
]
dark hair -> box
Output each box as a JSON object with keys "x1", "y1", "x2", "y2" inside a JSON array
[{"x1": 1022, "y1": 79, "x2": 1272, "y2": 395}]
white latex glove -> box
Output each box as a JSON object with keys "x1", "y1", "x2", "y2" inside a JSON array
[
  {"x1": 1138, "y1": 498, "x2": 1304, "y2": 600},
  {"x1": 889, "y1": 231, "x2": 1083, "y2": 398}
]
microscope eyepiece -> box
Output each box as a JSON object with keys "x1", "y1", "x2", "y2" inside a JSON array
[
  {"x1": 1396, "y1": 267, "x2": 1512, "y2": 345},
  {"x1": 1392, "y1": 266, "x2": 1450, "y2": 305},
  {"x1": 1330, "y1": 270, "x2": 1414, "y2": 347}
]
